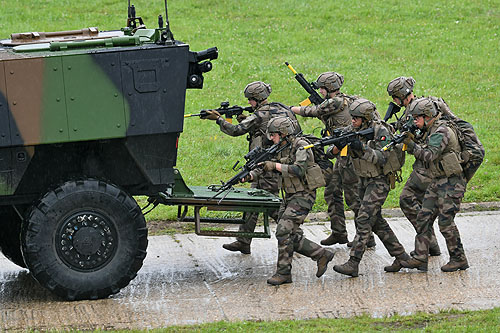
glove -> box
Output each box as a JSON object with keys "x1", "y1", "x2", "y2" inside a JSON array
[
  {"x1": 402, "y1": 131, "x2": 415, "y2": 145},
  {"x1": 204, "y1": 110, "x2": 221, "y2": 120},
  {"x1": 349, "y1": 138, "x2": 364, "y2": 151},
  {"x1": 325, "y1": 145, "x2": 336, "y2": 159},
  {"x1": 259, "y1": 161, "x2": 276, "y2": 172},
  {"x1": 236, "y1": 113, "x2": 247, "y2": 123},
  {"x1": 334, "y1": 138, "x2": 347, "y2": 150}
]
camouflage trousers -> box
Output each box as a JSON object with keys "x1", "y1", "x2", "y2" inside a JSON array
[
  {"x1": 237, "y1": 170, "x2": 279, "y2": 245},
  {"x1": 323, "y1": 157, "x2": 361, "y2": 238},
  {"x1": 399, "y1": 168, "x2": 440, "y2": 251},
  {"x1": 275, "y1": 190, "x2": 325, "y2": 275},
  {"x1": 412, "y1": 175, "x2": 467, "y2": 262},
  {"x1": 350, "y1": 175, "x2": 406, "y2": 261}
]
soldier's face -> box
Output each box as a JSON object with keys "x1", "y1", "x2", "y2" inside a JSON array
[
  {"x1": 319, "y1": 87, "x2": 328, "y2": 98},
  {"x1": 352, "y1": 117, "x2": 363, "y2": 128},
  {"x1": 270, "y1": 132, "x2": 281, "y2": 144},
  {"x1": 248, "y1": 99, "x2": 258, "y2": 108},
  {"x1": 392, "y1": 96, "x2": 403, "y2": 107},
  {"x1": 414, "y1": 115, "x2": 425, "y2": 129}
]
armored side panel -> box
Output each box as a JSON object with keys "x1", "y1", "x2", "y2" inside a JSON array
[{"x1": 0, "y1": 29, "x2": 216, "y2": 200}]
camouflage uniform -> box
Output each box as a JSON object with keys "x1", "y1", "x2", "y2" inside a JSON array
[
  {"x1": 401, "y1": 99, "x2": 468, "y2": 271},
  {"x1": 299, "y1": 93, "x2": 362, "y2": 243},
  {"x1": 346, "y1": 122, "x2": 406, "y2": 262},
  {"x1": 273, "y1": 135, "x2": 328, "y2": 277},
  {"x1": 216, "y1": 102, "x2": 299, "y2": 247},
  {"x1": 333, "y1": 99, "x2": 408, "y2": 277}
]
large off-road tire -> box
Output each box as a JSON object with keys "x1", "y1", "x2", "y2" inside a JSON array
[
  {"x1": 0, "y1": 206, "x2": 27, "y2": 268},
  {"x1": 21, "y1": 179, "x2": 148, "y2": 300}
]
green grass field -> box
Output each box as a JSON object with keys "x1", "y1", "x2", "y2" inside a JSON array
[
  {"x1": 1, "y1": 0, "x2": 499, "y2": 330},
  {"x1": 1, "y1": 0, "x2": 498, "y2": 217}
]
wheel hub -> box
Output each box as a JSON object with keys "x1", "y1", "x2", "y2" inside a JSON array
[{"x1": 57, "y1": 212, "x2": 117, "y2": 271}]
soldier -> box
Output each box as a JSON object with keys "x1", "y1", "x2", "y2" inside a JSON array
[
  {"x1": 204, "y1": 81, "x2": 300, "y2": 254},
  {"x1": 245, "y1": 116, "x2": 334, "y2": 285},
  {"x1": 332, "y1": 99, "x2": 410, "y2": 277},
  {"x1": 290, "y1": 72, "x2": 376, "y2": 248},
  {"x1": 400, "y1": 98, "x2": 469, "y2": 272},
  {"x1": 384, "y1": 77, "x2": 442, "y2": 272}
]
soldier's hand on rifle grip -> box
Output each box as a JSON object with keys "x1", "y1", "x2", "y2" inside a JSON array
[
  {"x1": 236, "y1": 113, "x2": 247, "y2": 123},
  {"x1": 258, "y1": 161, "x2": 276, "y2": 172},
  {"x1": 349, "y1": 138, "x2": 364, "y2": 152},
  {"x1": 402, "y1": 131, "x2": 415, "y2": 145},
  {"x1": 205, "y1": 110, "x2": 221, "y2": 120},
  {"x1": 326, "y1": 145, "x2": 338, "y2": 159}
]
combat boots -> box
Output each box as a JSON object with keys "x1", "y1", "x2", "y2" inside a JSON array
[
  {"x1": 222, "y1": 241, "x2": 250, "y2": 254},
  {"x1": 384, "y1": 252, "x2": 411, "y2": 272},
  {"x1": 400, "y1": 257, "x2": 428, "y2": 272},
  {"x1": 441, "y1": 258, "x2": 469, "y2": 272},
  {"x1": 267, "y1": 274, "x2": 292, "y2": 286},
  {"x1": 320, "y1": 233, "x2": 348, "y2": 246},
  {"x1": 316, "y1": 249, "x2": 335, "y2": 278},
  {"x1": 333, "y1": 257, "x2": 360, "y2": 277}
]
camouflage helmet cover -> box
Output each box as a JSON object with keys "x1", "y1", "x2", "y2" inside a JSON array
[
  {"x1": 408, "y1": 97, "x2": 438, "y2": 118},
  {"x1": 266, "y1": 116, "x2": 296, "y2": 139},
  {"x1": 244, "y1": 81, "x2": 272, "y2": 101},
  {"x1": 316, "y1": 72, "x2": 344, "y2": 92},
  {"x1": 349, "y1": 98, "x2": 376, "y2": 121},
  {"x1": 387, "y1": 76, "x2": 415, "y2": 100}
]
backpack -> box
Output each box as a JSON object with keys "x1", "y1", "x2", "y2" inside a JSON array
[{"x1": 430, "y1": 97, "x2": 485, "y2": 182}]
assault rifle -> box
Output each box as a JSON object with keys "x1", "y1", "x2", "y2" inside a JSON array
[
  {"x1": 211, "y1": 141, "x2": 291, "y2": 201},
  {"x1": 285, "y1": 62, "x2": 325, "y2": 106},
  {"x1": 381, "y1": 123, "x2": 419, "y2": 152},
  {"x1": 302, "y1": 128, "x2": 375, "y2": 150},
  {"x1": 184, "y1": 101, "x2": 253, "y2": 122},
  {"x1": 383, "y1": 102, "x2": 402, "y2": 122}
]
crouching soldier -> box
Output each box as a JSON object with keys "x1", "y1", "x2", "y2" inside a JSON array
[
  {"x1": 400, "y1": 98, "x2": 469, "y2": 272},
  {"x1": 246, "y1": 116, "x2": 334, "y2": 285},
  {"x1": 331, "y1": 99, "x2": 410, "y2": 277}
]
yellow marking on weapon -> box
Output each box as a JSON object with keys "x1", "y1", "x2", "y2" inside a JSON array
[
  {"x1": 299, "y1": 98, "x2": 311, "y2": 106},
  {"x1": 402, "y1": 143, "x2": 407, "y2": 151},
  {"x1": 285, "y1": 62, "x2": 298, "y2": 75},
  {"x1": 303, "y1": 144, "x2": 314, "y2": 150},
  {"x1": 382, "y1": 144, "x2": 390, "y2": 151},
  {"x1": 184, "y1": 114, "x2": 193, "y2": 118},
  {"x1": 340, "y1": 145, "x2": 348, "y2": 156},
  {"x1": 226, "y1": 117, "x2": 233, "y2": 124}
]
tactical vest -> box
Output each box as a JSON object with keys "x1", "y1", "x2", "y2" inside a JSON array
[
  {"x1": 350, "y1": 122, "x2": 387, "y2": 178},
  {"x1": 250, "y1": 102, "x2": 300, "y2": 149},
  {"x1": 280, "y1": 137, "x2": 326, "y2": 194},
  {"x1": 424, "y1": 120, "x2": 463, "y2": 178},
  {"x1": 428, "y1": 97, "x2": 484, "y2": 182}
]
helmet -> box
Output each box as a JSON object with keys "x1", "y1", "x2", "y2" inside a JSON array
[
  {"x1": 266, "y1": 116, "x2": 296, "y2": 139},
  {"x1": 315, "y1": 72, "x2": 344, "y2": 92},
  {"x1": 349, "y1": 98, "x2": 376, "y2": 121},
  {"x1": 387, "y1": 76, "x2": 415, "y2": 100},
  {"x1": 244, "y1": 81, "x2": 272, "y2": 101},
  {"x1": 408, "y1": 97, "x2": 438, "y2": 118}
]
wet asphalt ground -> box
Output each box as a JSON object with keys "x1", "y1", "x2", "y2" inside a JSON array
[{"x1": 1, "y1": 210, "x2": 499, "y2": 330}]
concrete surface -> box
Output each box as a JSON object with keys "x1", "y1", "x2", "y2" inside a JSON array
[{"x1": 1, "y1": 211, "x2": 499, "y2": 330}]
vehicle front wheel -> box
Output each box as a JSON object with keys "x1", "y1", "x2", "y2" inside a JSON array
[{"x1": 21, "y1": 179, "x2": 148, "y2": 300}]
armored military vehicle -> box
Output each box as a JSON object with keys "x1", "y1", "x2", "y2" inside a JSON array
[{"x1": 0, "y1": 2, "x2": 280, "y2": 301}]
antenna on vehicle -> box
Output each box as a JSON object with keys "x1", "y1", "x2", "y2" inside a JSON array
[
  {"x1": 161, "y1": 0, "x2": 175, "y2": 44},
  {"x1": 126, "y1": 0, "x2": 145, "y2": 31}
]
